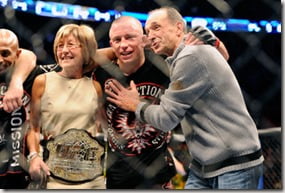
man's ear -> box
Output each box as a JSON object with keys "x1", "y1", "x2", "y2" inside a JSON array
[
  {"x1": 142, "y1": 34, "x2": 151, "y2": 49},
  {"x1": 16, "y1": 49, "x2": 22, "y2": 58},
  {"x1": 176, "y1": 22, "x2": 184, "y2": 36}
]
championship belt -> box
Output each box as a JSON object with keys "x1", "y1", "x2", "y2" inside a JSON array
[{"x1": 46, "y1": 129, "x2": 104, "y2": 182}]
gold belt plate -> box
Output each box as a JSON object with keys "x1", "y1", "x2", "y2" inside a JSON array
[{"x1": 46, "y1": 129, "x2": 104, "y2": 182}]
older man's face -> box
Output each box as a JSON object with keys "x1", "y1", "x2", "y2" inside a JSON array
[
  {"x1": 0, "y1": 37, "x2": 18, "y2": 73},
  {"x1": 145, "y1": 10, "x2": 178, "y2": 56}
]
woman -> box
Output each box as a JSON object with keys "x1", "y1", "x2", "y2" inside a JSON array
[{"x1": 26, "y1": 24, "x2": 106, "y2": 189}]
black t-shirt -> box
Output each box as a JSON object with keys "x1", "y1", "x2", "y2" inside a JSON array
[
  {"x1": 0, "y1": 64, "x2": 60, "y2": 188},
  {"x1": 94, "y1": 53, "x2": 176, "y2": 188}
]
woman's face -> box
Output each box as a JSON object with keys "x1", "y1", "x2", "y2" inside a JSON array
[{"x1": 56, "y1": 34, "x2": 83, "y2": 69}]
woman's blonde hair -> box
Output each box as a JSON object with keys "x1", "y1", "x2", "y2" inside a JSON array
[{"x1": 53, "y1": 24, "x2": 97, "y2": 70}]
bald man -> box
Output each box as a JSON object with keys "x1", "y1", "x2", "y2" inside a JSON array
[
  {"x1": 0, "y1": 29, "x2": 60, "y2": 189},
  {"x1": 0, "y1": 29, "x2": 37, "y2": 112},
  {"x1": 94, "y1": 16, "x2": 176, "y2": 189}
]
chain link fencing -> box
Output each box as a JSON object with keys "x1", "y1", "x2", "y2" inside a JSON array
[{"x1": 0, "y1": 0, "x2": 282, "y2": 189}]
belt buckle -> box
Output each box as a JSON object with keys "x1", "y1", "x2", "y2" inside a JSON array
[{"x1": 46, "y1": 129, "x2": 104, "y2": 182}]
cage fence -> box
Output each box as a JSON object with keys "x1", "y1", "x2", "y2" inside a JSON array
[
  {"x1": 0, "y1": 0, "x2": 282, "y2": 190},
  {"x1": 259, "y1": 127, "x2": 282, "y2": 189}
]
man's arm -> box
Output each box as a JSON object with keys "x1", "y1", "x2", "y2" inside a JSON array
[
  {"x1": 93, "y1": 80, "x2": 108, "y2": 130},
  {"x1": 105, "y1": 48, "x2": 212, "y2": 131},
  {"x1": 216, "y1": 41, "x2": 229, "y2": 61},
  {"x1": 3, "y1": 49, "x2": 36, "y2": 112},
  {"x1": 188, "y1": 26, "x2": 229, "y2": 60},
  {"x1": 83, "y1": 47, "x2": 116, "y2": 73}
]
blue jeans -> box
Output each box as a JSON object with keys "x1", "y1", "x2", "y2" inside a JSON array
[{"x1": 184, "y1": 164, "x2": 263, "y2": 189}]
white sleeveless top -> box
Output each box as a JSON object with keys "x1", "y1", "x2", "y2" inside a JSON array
[
  {"x1": 40, "y1": 71, "x2": 99, "y2": 139},
  {"x1": 40, "y1": 71, "x2": 105, "y2": 189}
]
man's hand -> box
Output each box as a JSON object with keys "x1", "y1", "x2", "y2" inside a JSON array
[
  {"x1": 189, "y1": 26, "x2": 230, "y2": 60},
  {"x1": 105, "y1": 79, "x2": 140, "y2": 112},
  {"x1": 183, "y1": 32, "x2": 204, "y2": 46},
  {"x1": 190, "y1": 26, "x2": 219, "y2": 47},
  {"x1": 3, "y1": 80, "x2": 23, "y2": 112}
]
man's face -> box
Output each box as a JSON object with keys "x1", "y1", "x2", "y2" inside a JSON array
[
  {"x1": 0, "y1": 38, "x2": 18, "y2": 73},
  {"x1": 109, "y1": 20, "x2": 145, "y2": 67},
  {"x1": 145, "y1": 10, "x2": 177, "y2": 56}
]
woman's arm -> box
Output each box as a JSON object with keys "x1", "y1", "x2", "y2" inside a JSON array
[{"x1": 26, "y1": 74, "x2": 50, "y2": 180}]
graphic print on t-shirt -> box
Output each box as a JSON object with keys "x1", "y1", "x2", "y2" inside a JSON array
[
  {"x1": 105, "y1": 79, "x2": 169, "y2": 156},
  {"x1": 0, "y1": 83, "x2": 30, "y2": 174}
]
